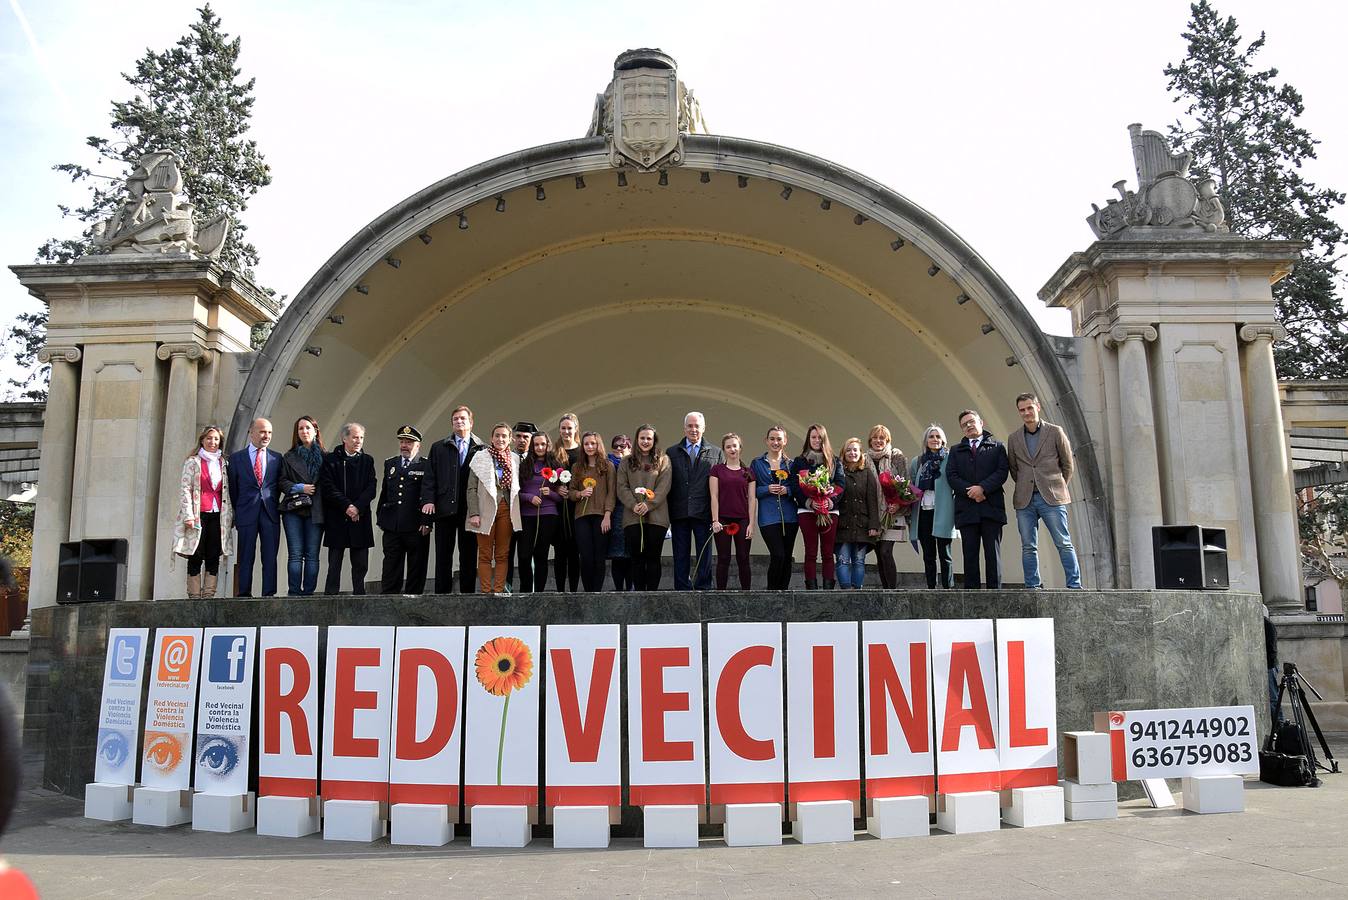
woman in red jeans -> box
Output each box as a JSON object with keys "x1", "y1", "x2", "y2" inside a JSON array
[{"x1": 790, "y1": 424, "x2": 844, "y2": 589}]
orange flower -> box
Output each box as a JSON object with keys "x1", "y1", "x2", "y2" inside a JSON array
[
  {"x1": 582, "y1": 477, "x2": 597, "y2": 489},
  {"x1": 475, "y1": 636, "x2": 533, "y2": 696}
]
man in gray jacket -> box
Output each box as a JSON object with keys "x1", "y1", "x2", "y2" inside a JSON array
[{"x1": 1006, "y1": 392, "x2": 1081, "y2": 589}]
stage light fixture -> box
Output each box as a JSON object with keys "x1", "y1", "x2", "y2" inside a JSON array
[
  {"x1": 354, "y1": 284, "x2": 369, "y2": 295},
  {"x1": 981, "y1": 323, "x2": 996, "y2": 335},
  {"x1": 854, "y1": 213, "x2": 867, "y2": 225},
  {"x1": 820, "y1": 198, "x2": 831, "y2": 210},
  {"x1": 700, "y1": 171, "x2": 711, "y2": 183},
  {"x1": 738, "y1": 175, "x2": 749, "y2": 188},
  {"x1": 659, "y1": 170, "x2": 668, "y2": 186},
  {"x1": 496, "y1": 196, "x2": 506, "y2": 212},
  {"x1": 890, "y1": 238, "x2": 905, "y2": 251},
  {"x1": 780, "y1": 185, "x2": 792, "y2": 200},
  {"x1": 1006, "y1": 357, "x2": 1018, "y2": 367},
  {"x1": 285, "y1": 377, "x2": 302, "y2": 389},
  {"x1": 956, "y1": 292, "x2": 970, "y2": 305},
  {"x1": 575, "y1": 175, "x2": 586, "y2": 189},
  {"x1": 458, "y1": 212, "x2": 468, "y2": 230},
  {"x1": 928, "y1": 264, "x2": 940, "y2": 277},
  {"x1": 327, "y1": 315, "x2": 345, "y2": 325},
  {"x1": 418, "y1": 232, "x2": 432, "y2": 245},
  {"x1": 384, "y1": 256, "x2": 400, "y2": 269},
  {"x1": 618, "y1": 171, "x2": 628, "y2": 187},
  {"x1": 536, "y1": 184, "x2": 546, "y2": 201},
  {"x1": 304, "y1": 345, "x2": 322, "y2": 357}
]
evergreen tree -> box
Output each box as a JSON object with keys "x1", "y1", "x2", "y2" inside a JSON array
[
  {"x1": 1165, "y1": 0, "x2": 1347, "y2": 378},
  {"x1": 4, "y1": 4, "x2": 271, "y2": 399}
]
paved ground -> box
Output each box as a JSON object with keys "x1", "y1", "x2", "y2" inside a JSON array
[{"x1": 4, "y1": 742, "x2": 1347, "y2": 899}]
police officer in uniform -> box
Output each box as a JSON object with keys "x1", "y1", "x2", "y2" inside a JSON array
[{"x1": 378, "y1": 425, "x2": 432, "y2": 594}]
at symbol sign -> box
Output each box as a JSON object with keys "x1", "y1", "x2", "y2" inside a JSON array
[{"x1": 163, "y1": 638, "x2": 190, "y2": 673}]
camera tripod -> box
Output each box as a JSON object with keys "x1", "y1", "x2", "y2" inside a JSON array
[{"x1": 1270, "y1": 662, "x2": 1340, "y2": 782}]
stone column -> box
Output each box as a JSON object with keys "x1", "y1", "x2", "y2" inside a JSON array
[
  {"x1": 152, "y1": 343, "x2": 204, "y2": 600},
  {"x1": 1108, "y1": 325, "x2": 1163, "y2": 589},
  {"x1": 1240, "y1": 324, "x2": 1301, "y2": 610},
  {"x1": 29, "y1": 347, "x2": 81, "y2": 608}
]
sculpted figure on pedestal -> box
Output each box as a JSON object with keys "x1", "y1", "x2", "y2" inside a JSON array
[
  {"x1": 1086, "y1": 124, "x2": 1230, "y2": 239},
  {"x1": 92, "y1": 151, "x2": 230, "y2": 259}
]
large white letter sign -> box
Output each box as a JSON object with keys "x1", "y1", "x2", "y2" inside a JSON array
[
  {"x1": 626, "y1": 623, "x2": 706, "y2": 809},
  {"x1": 546, "y1": 624, "x2": 622, "y2": 811},
  {"x1": 259, "y1": 626, "x2": 320, "y2": 798},
  {"x1": 321, "y1": 626, "x2": 395, "y2": 803},
  {"x1": 141, "y1": 628, "x2": 203, "y2": 790},
  {"x1": 464, "y1": 625, "x2": 541, "y2": 816},
  {"x1": 388, "y1": 626, "x2": 465, "y2": 812},
  {"x1": 707, "y1": 622, "x2": 784, "y2": 808},
  {"x1": 996, "y1": 618, "x2": 1058, "y2": 789},
  {"x1": 95, "y1": 627, "x2": 150, "y2": 785},
  {"x1": 787, "y1": 622, "x2": 860, "y2": 807},
  {"x1": 195, "y1": 627, "x2": 257, "y2": 796},
  {"x1": 931, "y1": 619, "x2": 1000, "y2": 793},
  {"x1": 862, "y1": 620, "x2": 934, "y2": 800}
]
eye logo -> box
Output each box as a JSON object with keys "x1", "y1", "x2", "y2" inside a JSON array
[
  {"x1": 208, "y1": 635, "x2": 248, "y2": 684},
  {"x1": 197, "y1": 734, "x2": 243, "y2": 779},
  {"x1": 1108, "y1": 711, "x2": 1125, "y2": 728},
  {"x1": 97, "y1": 729, "x2": 131, "y2": 770},
  {"x1": 156, "y1": 635, "x2": 196, "y2": 682},
  {"x1": 109, "y1": 635, "x2": 142, "y2": 681},
  {"x1": 143, "y1": 731, "x2": 185, "y2": 773}
]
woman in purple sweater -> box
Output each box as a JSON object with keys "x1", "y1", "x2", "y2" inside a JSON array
[{"x1": 516, "y1": 431, "x2": 562, "y2": 592}]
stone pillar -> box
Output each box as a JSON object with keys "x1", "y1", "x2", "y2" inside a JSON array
[
  {"x1": 1240, "y1": 324, "x2": 1301, "y2": 610},
  {"x1": 1108, "y1": 325, "x2": 1162, "y2": 589},
  {"x1": 152, "y1": 344, "x2": 205, "y2": 599},
  {"x1": 28, "y1": 347, "x2": 81, "y2": 608}
]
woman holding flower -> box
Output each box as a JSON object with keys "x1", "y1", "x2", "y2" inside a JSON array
[
  {"x1": 515, "y1": 431, "x2": 561, "y2": 592},
  {"x1": 750, "y1": 425, "x2": 798, "y2": 590},
  {"x1": 791, "y1": 423, "x2": 844, "y2": 590},
  {"x1": 835, "y1": 437, "x2": 882, "y2": 589},
  {"x1": 909, "y1": 424, "x2": 956, "y2": 588},
  {"x1": 866, "y1": 424, "x2": 910, "y2": 589},
  {"x1": 569, "y1": 431, "x2": 615, "y2": 592},
  {"x1": 466, "y1": 423, "x2": 522, "y2": 594},
  {"x1": 551, "y1": 413, "x2": 582, "y2": 592},
  {"x1": 617, "y1": 425, "x2": 672, "y2": 590},
  {"x1": 710, "y1": 433, "x2": 757, "y2": 590}
]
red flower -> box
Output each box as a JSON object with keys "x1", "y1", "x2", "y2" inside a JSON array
[
  {"x1": 541, "y1": 467, "x2": 555, "y2": 481},
  {"x1": 724, "y1": 522, "x2": 741, "y2": 536}
]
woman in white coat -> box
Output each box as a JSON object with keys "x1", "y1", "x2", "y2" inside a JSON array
[
  {"x1": 466, "y1": 422, "x2": 523, "y2": 593},
  {"x1": 173, "y1": 425, "x2": 235, "y2": 598}
]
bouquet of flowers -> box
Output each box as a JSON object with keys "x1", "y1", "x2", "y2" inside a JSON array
[
  {"x1": 797, "y1": 465, "x2": 842, "y2": 528},
  {"x1": 878, "y1": 470, "x2": 923, "y2": 533}
]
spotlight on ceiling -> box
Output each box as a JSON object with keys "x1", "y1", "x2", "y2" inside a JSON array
[
  {"x1": 737, "y1": 175, "x2": 749, "y2": 188},
  {"x1": 617, "y1": 171, "x2": 628, "y2": 187},
  {"x1": 956, "y1": 292, "x2": 970, "y2": 305},
  {"x1": 780, "y1": 185, "x2": 792, "y2": 200},
  {"x1": 928, "y1": 264, "x2": 941, "y2": 277},
  {"x1": 384, "y1": 256, "x2": 400, "y2": 269},
  {"x1": 536, "y1": 183, "x2": 546, "y2": 201},
  {"x1": 354, "y1": 284, "x2": 369, "y2": 295},
  {"x1": 820, "y1": 198, "x2": 831, "y2": 210},
  {"x1": 458, "y1": 212, "x2": 468, "y2": 230},
  {"x1": 575, "y1": 175, "x2": 586, "y2": 190},
  {"x1": 890, "y1": 238, "x2": 905, "y2": 251},
  {"x1": 327, "y1": 314, "x2": 345, "y2": 325},
  {"x1": 495, "y1": 196, "x2": 506, "y2": 212},
  {"x1": 285, "y1": 377, "x2": 302, "y2": 389},
  {"x1": 700, "y1": 171, "x2": 711, "y2": 183},
  {"x1": 304, "y1": 345, "x2": 322, "y2": 357},
  {"x1": 854, "y1": 213, "x2": 867, "y2": 225},
  {"x1": 658, "y1": 170, "x2": 668, "y2": 186},
  {"x1": 1006, "y1": 356, "x2": 1018, "y2": 367},
  {"x1": 418, "y1": 231, "x2": 432, "y2": 245},
  {"x1": 981, "y1": 323, "x2": 996, "y2": 335}
]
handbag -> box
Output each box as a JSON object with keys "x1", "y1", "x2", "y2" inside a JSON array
[{"x1": 280, "y1": 490, "x2": 314, "y2": 514}]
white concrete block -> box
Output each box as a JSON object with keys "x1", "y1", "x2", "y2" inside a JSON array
[
  {"x1": 724, "y1": 803, "x2": 782, "y2": 847},
  {"x1": 552, "y1": 806, "x2": 612, "y2": 849},
  {"x1": 323, "y1": 799, "x2": 386, "y2": 842},
  {"x1": 1058, "y1": 779, "x2": 1118, "y2": 803},
  {"x1": 1064, "y1": 798, "x2": 1118, "y2": 821},
  {"x1": 1182, "y1": 775, "x2": 1244, "y2": 814},
  {"x1": 132, "y1": 786, "x2": 193, "y2": 827},
  {"x1": 256, "y1": 795, "x2": 320, "y2": 838},
  {"x1": 866, "y1": 795, "x2": 930, "y2": 839},
  {"x1": 84, "y1": 782, "x2": 134, "y2": 822},
  {"x1": 791, "y1": 799, "x2": 855, "y2": 844},
  {"x1": 470, "y1": 805, "x2": 532, "y2": 848},
  {"x1": 1064, "y1": 731, "x2": 1113, "y2": 785},
  {"x1": 935, "y1": 791, "x2": 1000, "y2": 835},
  {"x1": 1003, "y1": 786, "x2": 1065, "y2": 828},
  {"x1": 642, "y1": 805, "x2": 699, "y2": 848},
  {"x1": 192, "y1": 792, "x2": 255, "y2": 833},
  {"x1": 390, "y1": 803, "x2": 454, "y2": 846}
]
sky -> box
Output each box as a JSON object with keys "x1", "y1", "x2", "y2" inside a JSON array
[{"x1": 2, "y1": 0, "x2": 1345, "y2": 388}]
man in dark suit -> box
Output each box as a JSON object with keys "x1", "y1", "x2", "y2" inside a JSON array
[
  {"x1": 378, "y1": 424, "x2": 431, "y2": 594},
  {"x1": 320, "y1": 422, "x2": 377, "y2": 595},
  {"x1": 667, "y1": 411, "x2": 725, "y2": 590},
  {"x1": 227, "y1": 416, "x2": 283, "y2": 597},
  {"x1": 419, "y1": 405, "x2": 483, "y2": 593},
  {"x1": 946, "y1": 409, "x2": 1010, "y2": 589}
]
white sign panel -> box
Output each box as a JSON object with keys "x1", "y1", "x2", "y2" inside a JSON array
[
  {"x1": 546, "y1": 624, "x2": 622, "y2": 808},
  {"x1": 389, "y1": 626, "x2": 466, "y2": 811},
  {"x1": 465, "y1": 625, "x2": 541, "y2": 811},
  {"x1": 1116, "y1": 706, "x2": 1259, "y2": 779},
  {"x1": 141, "y1": 628, "x2": 204, "y2": 790},
  {"x1": 258, "y1": 626, "x2": 320, "y2": 797},
  {"x1": 786, "y1": 622, "x2": 860, "y2": 804},
  {"x1": 862, "y1": 619, "x2": 935, "y2": 799},
  {"x1": 995, "y1": 618, "x2": 1058, "y2": 788},
  {"x1": 94, "y1": 627, "x2": 149, "y2": 785},
  {"x1": 707, "y1": 622, "x2": 784, "y2": 806},
  {"x1": 322, "y1": 626, "x2": 395, "y2": 802},
  {"x1": 931, "y1": 619, "x2": 1000, "y2": 793},
  {"x1": 195, "y1": 627, "x2": 257, "y2": 796},
  {"x1": 626, "y1": 623, "x2": 706, "y2": 808}
]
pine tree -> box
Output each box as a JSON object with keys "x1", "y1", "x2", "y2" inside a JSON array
[
  {"x1": 1165, "y1": 0, "x2": 1347, "y2": 378},
  {"x1": 4, "y1": 4, "x2": 271, "y2": 399}
]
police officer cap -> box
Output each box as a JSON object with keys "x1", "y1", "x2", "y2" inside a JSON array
[
  {"x1": 396, "y1": 424, "x2": 422, "y2": 442},
  {"x1": 514, "y1": 421, "x2": 538, "y2": 434}
]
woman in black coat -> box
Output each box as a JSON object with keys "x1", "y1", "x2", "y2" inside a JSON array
[{"x1": 320, "y1": 422, "x2": 377, "y2": 595}]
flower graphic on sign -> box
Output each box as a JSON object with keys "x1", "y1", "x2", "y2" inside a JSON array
[{"x1": 475, "y1": 636, "x2": 534, "y2": 785}]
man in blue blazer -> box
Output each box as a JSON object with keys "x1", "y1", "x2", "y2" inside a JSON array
[
  {"x1": 667, "y1": 411, "x2": 725, "y2": 590},
  {"x1": 227, "y1": 417, "x2": 284, "y2": 597}
]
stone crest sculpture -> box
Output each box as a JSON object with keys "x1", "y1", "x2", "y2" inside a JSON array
[
  {"x1": 587, "y1": 49, "x2": 704, "y2": 171},
  {"x1": 1086, "y1": 124, "x2": 1229, "y2": 239},
  {"x1": 92, "y1": 151, "x2": 230, "y2": 259}
]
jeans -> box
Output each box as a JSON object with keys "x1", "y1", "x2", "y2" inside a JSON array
[
  {"x1": 799, "y1": 515, "x2": 836, "y2": 582},
  {"x1": 574, "y1": 515, "x2": 610, "y2": 592},
  {"x1": 671, "y1": 517, "x2": 713, "y2": 590},
  {"x1": 917, "y1": 506, "x2": 953, "y2": 588},
  {"x1": 1016, "y1": 493, "x2": 1081, "y2": 588},
  {"x1": 835, "y1": 542, "x2": 869, "y2": 589},
  {"x1": 283, "y1": 513, "x2": 323, "y2": 595}
]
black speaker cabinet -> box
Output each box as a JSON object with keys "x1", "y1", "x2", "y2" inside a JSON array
[
  {"x1": 1201, "y1": 527, "x2": 1229, "y2": 590},
  {"x1": 79, "y1": 539, "x2": 128, "y2": 603},
  {"x1": 1153, "y1": 525, "x2": 1228, "y2": 590},
  {"x1": 56, "y1": 541, "x2": 82, "y2": 604}
]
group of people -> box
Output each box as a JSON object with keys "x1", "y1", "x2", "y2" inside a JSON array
[{"x1": 171, "y1": 393, "x2": 1083, "y2": 597}]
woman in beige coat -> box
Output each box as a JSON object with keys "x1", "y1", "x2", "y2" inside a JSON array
[
  {"x1": 616, "y1": 425, "x2": 673, "y2": 590},
  {"x1": 173, "y1": 425, "x2": 235, "y2": 598},
  {"x1": 466, "y1": 422, "x2": 522, "y2": 593}
]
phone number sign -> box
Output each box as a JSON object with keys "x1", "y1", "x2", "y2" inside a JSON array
[{"x1": 1109, "y1": 706, "x2": 1259, "y2": 780}]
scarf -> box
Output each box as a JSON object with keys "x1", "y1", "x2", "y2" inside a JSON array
[
  {"x1": 867, "y1": 445, "x2": 894, "y2": 475},
  {"x1": 488, "y1": 444, "x2": 513, "y2": 491},
  {"x1": 917, "y1": 448, "x2": 946, "y2": 492},
  {"x1": 803, "y1": 448, "x2": 825, "y2": 468},
  {"x1": 197, "y1": 447, "x2": 223, "y2": 489},
  {"x1": 296, "y1": 442, "x2": 323, "y2": 476}
]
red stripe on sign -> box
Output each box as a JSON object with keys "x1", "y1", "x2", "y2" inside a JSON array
[
  {"x1": 1110, "y1": 727, "x2": 1127, "y2": 782},
  {"x1": 546, "y1": 785, "x2": 621, "y2": 807},
  {"x1": 866, "y1": 774, "x2": 935, "y2": 798},
  {"x1": 322, "y1": 780, "x2": 388, "y2": 802},
  {"x1": 629, "y1": 783, "x2": 706, "y2": 807},
  {"x1": 937, "y1": 770, "x2": 1000, "y2": 793},
  {"x1": 258, "y1": 776, "x2": 317, "y2": 798},
  {"x1": 789, "y1": 779, "x2": 861, "y2": 802},
  {"x1": 389, "y1": 783, "x2": 459, "y2": 806},
  {"x1": 710, "y1": 782, "x2": 785, "y2": 805},
  {"x1": 464, "y1": 785, "x2": 539, "y2": 807},
  {"x1": 999, "y1": 766, "x2": 1059, "y2": 789}
]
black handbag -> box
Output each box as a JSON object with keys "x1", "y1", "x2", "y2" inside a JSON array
[{"x1": 280, "y1": 491, "x2": 313, "y2": 514}]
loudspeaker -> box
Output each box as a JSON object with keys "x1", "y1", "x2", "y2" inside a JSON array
[
  {"x1": 79, "y1": 539, "x2": 128, "y2": 603},
  {"x1": 1201, "y1": 527, "x2": 1229, "y2": 590},
  {"x1": 56, "y1": 541, "x2": 82, "y2": 604},
  {"x1": 1153, "y1": 525, "x2": 1202, "y2": 589}
]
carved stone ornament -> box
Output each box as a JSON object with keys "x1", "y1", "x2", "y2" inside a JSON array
[
  {"x1": 1086, "y1": 124, "x2": 1230, "y2": 239},
  {"x1": 1238, "y1": 324, "x2": 1289, "y2": 344},
  {"x1": 36, "y1": 345, "x2": 82, "y2": 365},
  {"x1": 92, "y1": 151, "x2": 230, "y2": 259},
  {"x1": 587, "y1": 49, "x2": 704, "y2": 172},
  {"x1": 1106, "y1": 324, "x2": 1158, "y2": 346},
  {"x1": 156, "y1": 342, "x2": 206, "y2": 361}
]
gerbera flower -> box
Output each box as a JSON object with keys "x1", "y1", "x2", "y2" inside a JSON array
[
  {"x1": 475, "y1": 636, "x2": 533, "y2": 696},
  {"x1": 724, "y1": 522, "x2": 741, "y2": 536}
]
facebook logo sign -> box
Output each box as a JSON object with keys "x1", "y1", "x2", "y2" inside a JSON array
[
  {"x1": 208, "y1": 634, "x2": 249, "y2": 684},
  {"x1": 109, "y1": 634, "x2": 142, "y2": 681}
]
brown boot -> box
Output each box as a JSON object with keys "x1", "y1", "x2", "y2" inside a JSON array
[
  {"x1": 201, "y1": 573, "x2": 218, "y2": 599},
  {"x1": 186, "y1": 573, "x2": 202, "y2": 600}
]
